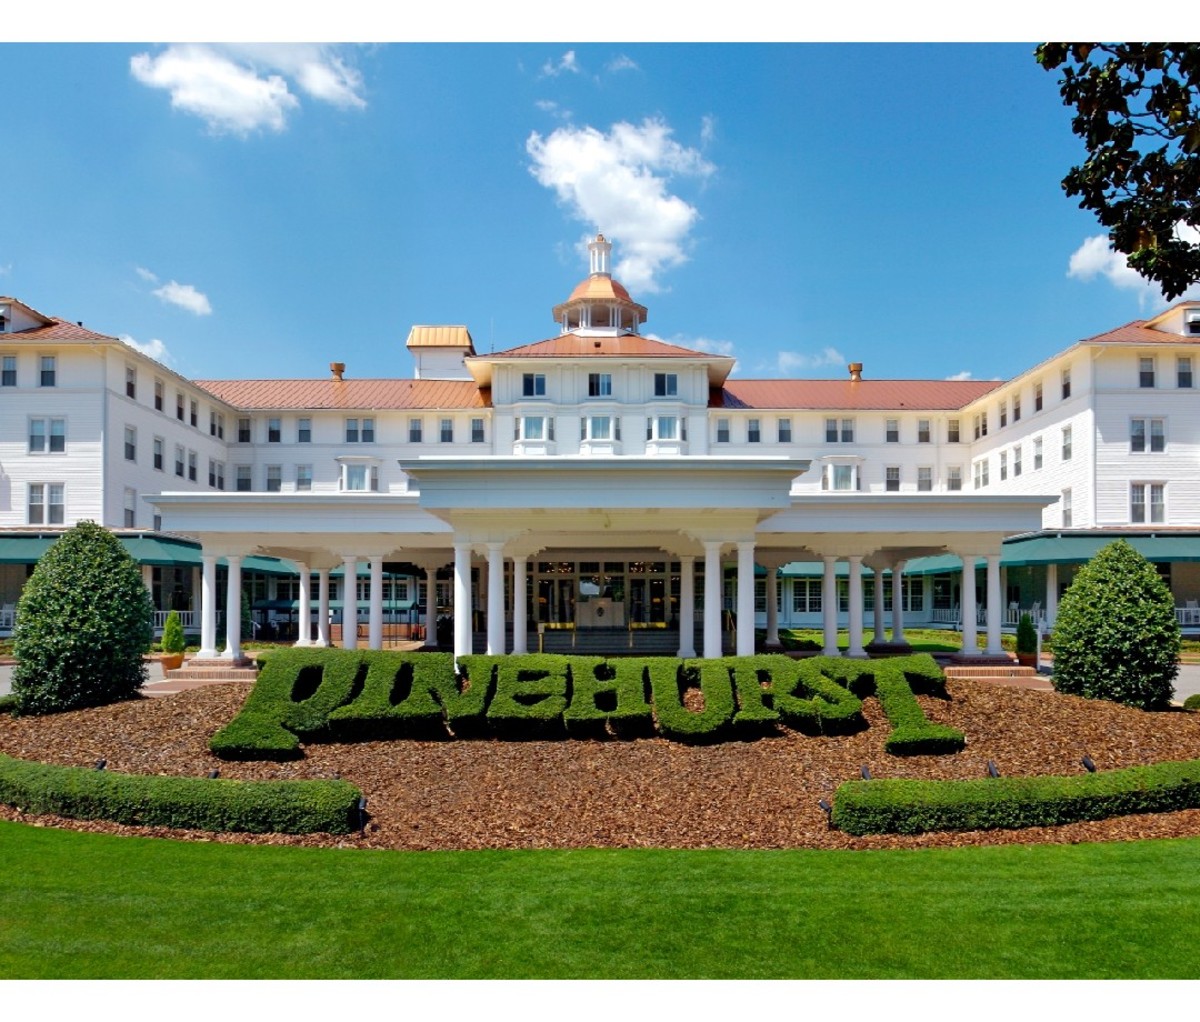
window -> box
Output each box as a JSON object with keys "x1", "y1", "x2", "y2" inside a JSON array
[
  {"x1": 1131, "y1": 483, "x2": 1165, "y2": 524},
  {"x1": 1034, "y1": 381, "x2": 1043, "y2": 411},
  {"x1": 29, "y1": 417, "x2": 65, "y2": 454},
  {"x1": 187, "y1": 450, "x2": 197, "y2": 482},
  {"x1": 209, "y1": 411, "x2": 224, "y2": 439},
  {"x1": 40, "y1": 355, "x2": 56, "y2": 387},
  {"x1": 153, "y1": 513, "x2": 162, "y2": 531},
  {"x1": 588, "y1": 373, "x2": 612, "y2": 397},
  {"x1": 343, "y1": 464, "x2": 378, "y2": 491},
  {"x1": 1178, "y1": 356, "x2": 1194, "y2": 389},
  {"x1": 716, "y1": 418, "x2": 730, "y2": 443},
  {"x1": 238, "y1": 417, "x2": 251, "y2": 443},
  {"x1": 917, "y1": 466, "x2": 932, "y2": 492},
  {"x1": 297, "y1": 418, "x2": 311, "y2": 443},
  {"x1": 792, "y1": 579, "x2": 822, "y2": 614},
  {"x1": 825, "y1": 418, "x2": 838, "y2": 443},
  {"x1": 1061, "y1": 368, "x2": 1071, "y2": 400},
  {"x1": 154, "y1": 379, "x2": 164, "y2": 411},
  {"x1": 1034, "y1": 436, "x2": 1043, "y2": 470},
  {"x1": 777, "y1": 418, "x2": 792, "y2": 443},
  {"x1": 917, "y1": 419, "x2": 931, "y2": 443},
  {"x1": 125, "y1": 366, "x2": 137, "y2": 399},
  {"x1": 521, "y1": 416, "x2": 554, "y2": 441},
  {"x1": 885, "y1": 466, "x2": 900, "y2": 492},
  {"x1": 471, "y1": 418, "x2": 485, "y2": 443},
  {"x1": 176, "y1": 392, "x2": 185, "y2": 421},
  {"x1": 1131, "y1": 418, "x2": 1166, "y2": 453},
  {"x1": 440, "y1": 418, "x2": 454, "y2": 443},
  {"x1": 522, "y1": 373, "x2": 546, "y2": 397},
  {"x1": 124, "y1": 426, "x2": 137, "y2": 462},
  {"x1": 189, "y1": 399, "x2": 198, "y2": 428},
  {"x1": 268, "y1": 418, "x2": 281, "y2": 443},
  {"x1": 29, "y1": 483, "x2": 64, "y2": 525},
  {"x1": 826, "y1": 418, "x2": 855, "y2": 443},
  {"x1": 153, "y1": 436, "x2": 164, "y2": 471},
  {"x1": 585, "y1": 415, "x2": 612, "y2": 440},
  {"x1": 973, "y1": 413, "x2": 988, "y2": 439},
  {"x1": 747, "y1": 418, "x2": 761, "y2": 443},
  {"x1": 831, "y1": 465, "x2": 855, "y2": 491},
  {"x1": 345, "y1": 418, "x2": 359, "y2": 442},
  {"x1": 1062, "y1": 488, "x2": 1073, "y2": 527},
  {"x1": 1061, "y1": 425, "x2": 1073, "y2": 460},
  {"x1": 650, "y1": 416, "x2": 678, "y2": 441},
  {"x1": 999, "y1": 401, "x2": 1007, "y2": 428},
  {"x1": 947, "y1": 418, "x2": 960, "y2": 443},
  {"x1": 174, "y1": 445, "x2": 185, "y2": 477},
  {"x1": 653, "y1": 373, "x2": 678, "y2": 397},
  {"x1": 1, "y1": 354, "x2": 15, "y2": 386},
  {"x1": 1139, "y1": 356, "x2": 1156, "y2": 388},
  {"x1": 886, "y1": 419, "x2": 899, "y2": 443},
  {"x1": 266, "y1": 466, "x2": 282, "y2": 492},
  {"x1": 235, "y1": 465, "x2": 252, "y2": 492},
  {"x1": 208, "y1": 459, "x2": 225, "y2": 489},
  {"x1": 947, "y1": 465, "x2": 963, "y2": 491},
  {"x1": 409, "y1": 418, "x2": 423, "y2": 443},
  {"x1": 999, "y1": 450, "x2": 1007, "y2": 481},
  {"x1": 361, "y1": 417, "x2": 375, "y2": 443},
  {"x1": 296, "y1": 464, "x2": 312, "y2": 491},
  {"x1": 1013, "y1": 444, "x2": 1022, "y2": 476},
  {"x1": 973, "y1": 459, "x2": 990, "y2": 488}
]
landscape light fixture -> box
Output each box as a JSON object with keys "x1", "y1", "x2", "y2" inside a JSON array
[
  {"x1": 207, "y1": 769, "x2": 220, "y2": 779},
  {"x1": 817, "y1": 799, "x2": 833, "y2": 828},
  {"x1": 987, "y1": 760, "x2": 1001, "y2": 778},
  {"x1": 1082, "y1": 755, "x2": 1097, "y2": 773},
  {"x1": 358, "y1": 796, "x2": 369, "y2": 834},
  {"x1": 860, "y1": 765, "x2": 872, "y2": 780},
  {"x1": 94, "y1": 759, "x2": 106, "y2": 770}
]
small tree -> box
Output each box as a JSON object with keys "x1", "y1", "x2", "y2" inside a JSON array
[
  {"x1": 13, "y1": 521, "x2": 154, "y2": 714},
  {"x1": 1016, "y1": 613, "x2": 1038, "y2": 655},
  {"x1": 240, "y1": 587, "x2": 254, "y2": 641},
  {"x1": 1051, "y1": 539, "x2": 1180, "y2": 709},
  {"x1": 161, "y1": 609, "x2": 185, "y2": 655}
]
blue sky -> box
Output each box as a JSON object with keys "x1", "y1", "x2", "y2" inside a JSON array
[{"x1": 1, "y1": 32, "x2": 1190, "y2": 386}]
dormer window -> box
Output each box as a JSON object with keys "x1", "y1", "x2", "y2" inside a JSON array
[
  {"x1": 523, "y1": 373, "x2": 546, "y2": 397},
  {"x1": 1187, "y1": 310, "x2": 1200, "y2": 335}
]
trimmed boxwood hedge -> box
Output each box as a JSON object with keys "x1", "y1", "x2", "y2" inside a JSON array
[
  {"x1": 562, "y1": 657, "x2": 655, "y2": 739},
  {"x1": 0, "y1": 753, "x2": 362, "y2": 834},
  {"x1": 831, "y1": 757, "x2": 1200, "y2": 835},
  {"x1": 327, "y1": 652, "x2": 461, "y2": 739}
]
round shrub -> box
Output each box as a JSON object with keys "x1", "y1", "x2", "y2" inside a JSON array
[
  {"x1": 1050, "y1": 539, "x2": 1180, "y2": 710},
  {"x1": 1184, "y1": 694, "x2": 1200, "y2": 712},
  {"x1": 12, "y1": 521, "x2": 153, "y2": 714}
]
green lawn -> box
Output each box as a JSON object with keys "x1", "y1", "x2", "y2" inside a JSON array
[{"x1": 3, "y1": 820, "x2": 1199, "y2": 978}]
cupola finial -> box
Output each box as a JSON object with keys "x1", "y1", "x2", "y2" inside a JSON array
[{"x1": 588, "y1": 233, "x2": 612, "y2": 277}]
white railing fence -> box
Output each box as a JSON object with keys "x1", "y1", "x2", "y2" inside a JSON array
[{"x1": 153, "y1": 610, "x2": 196, "y2": 630}]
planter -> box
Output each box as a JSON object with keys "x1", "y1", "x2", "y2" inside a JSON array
[
  {"x1": 1016, "y1": 652, "x2": 1037, "y2": 668},
  {"x1": 161, "y1": 653, "x2": 185, "y2": 672}
]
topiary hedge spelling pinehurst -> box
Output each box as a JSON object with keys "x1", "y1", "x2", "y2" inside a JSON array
[{"x1": 209, "y1": 648, "x2": 963, "y2": 758}]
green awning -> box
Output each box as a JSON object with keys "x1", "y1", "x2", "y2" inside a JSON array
[
  {"x1": 999, "y1": 533, "x2": 1200, "y2": 566},
  {"x1": 0, "y1": 533, "x2": 295, "y2": 574},
  {"x1": 0, "y1": 537, "x2": 56, "y2": 563}
]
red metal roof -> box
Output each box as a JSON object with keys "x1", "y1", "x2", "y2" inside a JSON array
[
  {"x1": 3, "y1": 318, "x2": 116, "y2": 342},
  {"x1": 194, "y1": 378, "x2": 490, "y2": 410},
  {"x1": 485, "y1": 333, "x2": 714, "y2": 359},
  {"x1": 715, "y1": 378, "x2": 1002, "y2": 411},
  {"x1": 1079, "y1": 320, "x2": 1200, "y2": 345}
]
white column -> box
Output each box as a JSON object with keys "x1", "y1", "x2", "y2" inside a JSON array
[
  {"x1": 891, "y1": 561, "x2": 907, "y2": 644},
  {"x1": 736, "y1": 541, "x2": 756, "y2": 656},
  {"x1": 294, "y1": 563, "x2": 311, "y2": 646},
  {"x1": 368, "y1": 556, "x2": 384, "y2": 650},
  {"x1": 341, "y1": 556, "x2": 358, "y2": 649},
  {"x1": 847, "y1": 554, "x2": 866, "y2": 658},
  {"x1": 453, "y1": 542, "x2": 472, "y2": 664},
  {"x1": 960, "y1": 555, "x2": 978, "y2": 656},
  {"x1": 1045, "y1": 563, "x2": 1059, "y2": 627},
  {"x1": 141, "y1": 564, "x2": 155, "y2": 600},
  {"x1": 512, "y1": 556, "x2": 528, "y2": 654},
  {"x1": 424, "y1": 565, "x2": 440, "y2": 648},
  {"x1": 872, "y1": 567, "x2": 886, "y2": 644},
  {"x1": 985, "y1": 553, "x2": 1004, "y2": 656},
  {"x1": 199, "y1": 553, "x2": 218, "y2": 658},
  {"x1": 822, "y1": 555, "x2": 839, "y2": 656},
  {"x1": 703, "y1": 541, "x2": 722, "y2": 659},
  {"x1": 222, "y1": 554, "x2": 243, "y2": 662},
  {"x1": 478, "y1": 557, "x2": 489, "y2": 618},
  {"x1": 677, "y1": 555, "x2": 696, "y2": 658},
  {"x1": 316, "y1": 569, "x2": 331, "y2": 647},
  {"x1": 487, "y1": 542, "x2": 505, "y2": 655},
  {"x1": 765, "y1": 566, "x2": 780, "y2": 648}
]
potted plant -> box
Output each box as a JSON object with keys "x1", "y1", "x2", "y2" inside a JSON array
[
  {"x1": 160, "y1": 609, "x2": 186, "y2": 672},
  {"x1": 1015, "y1": 612, "x2": 1038, "y2": 668}
]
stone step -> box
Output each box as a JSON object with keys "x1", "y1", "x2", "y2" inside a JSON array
[
  {"x1": 943, "y1": 665, "x2": 1038, "y2": 679},
  {"x1": 165, "y1": 659, "x2": 259, "y2": 682}
]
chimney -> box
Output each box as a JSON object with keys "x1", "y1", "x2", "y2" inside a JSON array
[
  {"x1": 330, "y1": 362, "x2": 345, "y2": 382},
  {"x1": 848, "y1": 362, "x2": 863, "y2": 382}
]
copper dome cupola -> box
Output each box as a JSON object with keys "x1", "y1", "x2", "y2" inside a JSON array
[{"x1": 551, "y1": 234, "x2": 648, "y2": 336}]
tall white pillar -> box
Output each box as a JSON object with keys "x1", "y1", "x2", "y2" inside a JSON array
[
  {"x1": 512, "y1": 556, "x2": 528, "y2": 654},
  {"x1": 222, "y1": 554, "x2": 243, "y2": 662},
  {"x1": 199, "y1": 553, "x2": 218, "y2": 658},
  {"x1": 847, "y1": 554, "x2": 866, "y2": 658},
  {"x1": 822, "y1": 555, "x2": 839, "y2": 656},
  {"x1": 1045, "y1": 563, "x2": 1059, "y2": 627},
  {"x1": 368, "y1": 556, "x2": 384, "y2": 650},
  {"x1": 424, "y1": 564, "x2": 440, "y2": 648},
  {"x1": 985, "y1": 553, "x2": 1004, "y2": 656},
  {"x1": 677, "y1": 555, "x2": 696, "y2": 658},
  {"x1": 960, "y1": 555, "x2": 978, "y2": 656},
  {"x1": 487, "y1": 542, "x2": 505, "y2": 655},
  {"x1": 453, "y1": 542, "x2": 472, "y2": 664},
  {"x1": 872, "y1": 567, "x2": 886, "y2": 644},
  {"x1": 341, "y1": 556, "x2": 359, "y2": 649},
  {"x1": 736, "y1": 542, "x2": 756, "y2": 656},
  {"x1": 316, "y1": 569, "x2": 331, "y2": 647},
  {"x1": 703, "y1": 541, "x2": 722, "y2": 659},
  {"x1": 891, "y1": 561, "x2": 907, "y2": 644},
  {"x1": 478, "y1": 557, "x2": 489, "y2": 619},
  {"x1": 295, "y1": 563, "x2": 311, "y2": 646},
  {"x1": 765, "y1": 566, "x2": 780, "y2": 648}
]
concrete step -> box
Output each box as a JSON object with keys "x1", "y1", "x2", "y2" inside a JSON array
[
  {"x1": 165, "y1": 658, "x2": 260, "y2": 682},
  {"x1": 943, "y1": 664, "x2": 1038, "y2": 679}
]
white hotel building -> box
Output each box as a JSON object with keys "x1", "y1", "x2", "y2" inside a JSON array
[{"x1": 2, "y1": 235, "x2": 1199, "y2": 663}]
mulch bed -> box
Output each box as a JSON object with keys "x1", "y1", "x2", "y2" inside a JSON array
[{"x1": 4, "y1": 680, "x2": 1200, "y2": 853}]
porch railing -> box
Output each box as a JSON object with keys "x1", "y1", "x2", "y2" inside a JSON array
[
  {"x1": 153, "y1": 610, "x2": 196, "y2": 630},
  {"x1": 0, "y1": 607, "x2": 15, "y2": 631},
  {"x1": 1177, "y1": 606, "x2": 1200, "y2": 627}
]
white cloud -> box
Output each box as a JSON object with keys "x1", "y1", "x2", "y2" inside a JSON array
[
  {"x1": 527, "y1": 118, "x2": 715, "y2": 293},
  {"x1": 945, "y1": 370, "x2": 974, "y2": 381},
  {"x1": 606, "y1": 55, "x2": 639, "y2": 73},
  {"x1": 773, "y1": 347, "x2": 845, "y2": 374},
  {"x1": 1066, "y1": 229, "x2": 1200, "y2": 305},
  {"x1": 120, "y1": 334, "x2": 172, "y2": 366},
  {"x1": 130, "y1": 44, "x2": 364, "y2": 136},
  {"x1": 700, "y1": 115, "x2": 716, "y2": 147},
  {"x1": 135, "y1": 266, "x2": 159, "y2": 283},
  {"x1": 0, "y1": 262, "x2": 11, "y2": 276},
  {"x1": 541, "y1": 50, "x2": 581, "y2": 77},
  {"x1": 535, "y1": 99, "x2": 571, "y2": 120},
  {"x1": 153, "y1": 281, "x2": 212, "y2": 316}
]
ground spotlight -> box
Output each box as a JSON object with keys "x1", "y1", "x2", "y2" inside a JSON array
[
  {"x1": 358, "y1": 796, "x2": 369, "y2": 834},
  {"x1": 94, "y1": 759, "x2": 106, "y2": 770},
  {"x1": 817, "y1": 799, "x2": 832, "y2": 828},
  {"x1": 1081, "y1": 755, "x2": 1096, "y2": 773},
  {"x1": 207, "y1": 768, "x2": 220, "y2": 778},
  {"x1": 987, "y1": 760, "x2": 1000, "y2": 778},
  {"x1": 860, "y1": 764, "x2": 872, "y2": 780}
]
